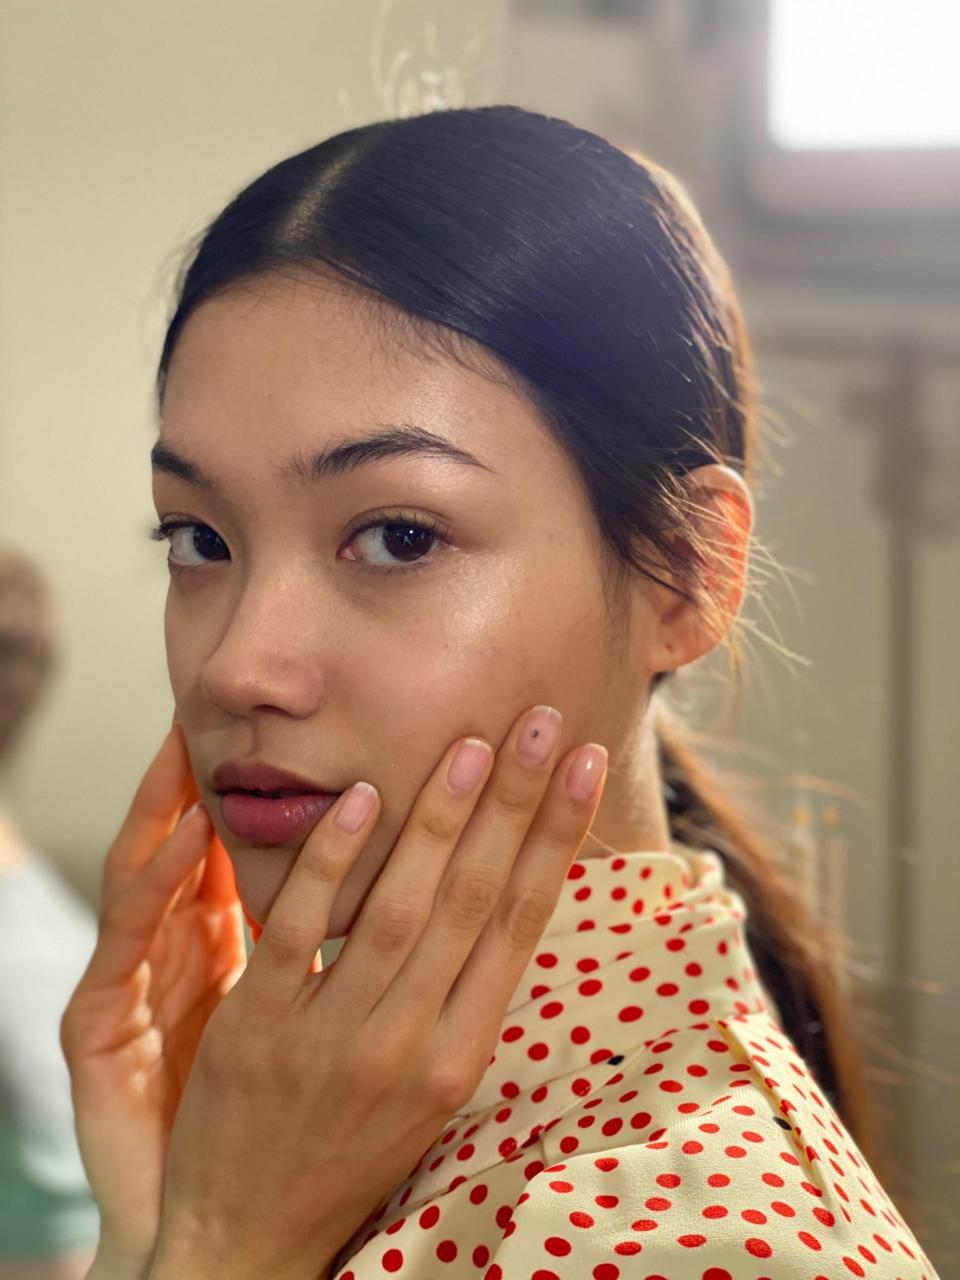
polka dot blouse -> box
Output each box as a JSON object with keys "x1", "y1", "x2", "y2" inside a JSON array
[{"x1": 325, "y1": 843, "x2": 939, "y2": 1279}]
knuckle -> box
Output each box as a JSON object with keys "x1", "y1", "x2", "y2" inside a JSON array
[
  {"x1": 498, "y1": 883, "x2": 555, "y2": 949},
  {"x1": 426, "y1": 1060, "x2": 471, "y2": 1112},
  {"x1": 259, "y1": 924, "x2": 305, "y2": 968},
  {"x1": 439, "y1": 869, "x2": 502, "y2": 933},
  {"x1": 366, "y1": 897, "x2": 423, "y2": 955},
  {"x1": 492, "y1": 775, "x2": 536, "y2": 817},
  {"x1": 415, "y1": 804, "x2": 463, "y2": 846}
]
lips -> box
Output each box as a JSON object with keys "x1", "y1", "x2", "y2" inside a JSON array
[{"x1": 212, "y1": 760, "x2": 344, "y2": 845}]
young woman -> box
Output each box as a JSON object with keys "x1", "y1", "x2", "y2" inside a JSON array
[{"x1": 61, "y1": 105, "x2": 939, "y2": 1279}]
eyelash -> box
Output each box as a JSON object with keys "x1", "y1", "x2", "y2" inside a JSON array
[{"x1": 148, "y1": 511, "x2": 452, "y2": 577}]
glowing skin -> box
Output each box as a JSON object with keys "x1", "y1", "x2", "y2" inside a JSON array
[{"x1": 154, "y1": 274, "x2": 752, "y2": 939}]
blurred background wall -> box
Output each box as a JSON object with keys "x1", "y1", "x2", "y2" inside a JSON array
[{"x1": 0, "y1": 0, "x2": 956, "y2": 1267}]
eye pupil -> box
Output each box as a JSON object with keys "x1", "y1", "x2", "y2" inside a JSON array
[
  {"x1": 381, "y1": 523, "x2": 435, "y2": 563},
  {"x1": 193, "y1": 526, "x2": 228, "y2": 560}
]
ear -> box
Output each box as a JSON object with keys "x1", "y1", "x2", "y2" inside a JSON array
[{"x1": 646, "y1": 463, "x2": 754, "y2": 675}]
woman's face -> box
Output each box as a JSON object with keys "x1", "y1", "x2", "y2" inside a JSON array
[{"x1": 155, "y1": 274, "x2": 664, "y2": 938}]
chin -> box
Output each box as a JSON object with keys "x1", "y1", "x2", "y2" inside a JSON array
[{"x1": 226, "y1": 836, "x2": 372, "y2": 942}]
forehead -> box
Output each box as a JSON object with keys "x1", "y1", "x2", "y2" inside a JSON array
[{"x1": 159, "y1": 274, "x2": 545, "y2": 468}]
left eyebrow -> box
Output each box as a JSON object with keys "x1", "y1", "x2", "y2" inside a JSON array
[{"x1": 151, "y1": 423, "x2": 498, "y2": 490}]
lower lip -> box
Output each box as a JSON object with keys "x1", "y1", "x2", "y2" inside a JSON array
[{"x1": 219, "y1": 791, "x2": 342, "y2": 844}]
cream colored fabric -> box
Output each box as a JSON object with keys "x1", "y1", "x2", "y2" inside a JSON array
[{"x1": 330, "y1": 845, "x2": 938, "y2": 1279}]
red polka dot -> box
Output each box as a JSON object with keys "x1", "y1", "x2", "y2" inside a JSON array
[
  {"x1": 656, "y1": 1173, "x2": 681, "y2": 1188},
  {"x1": 744, "y1": 1238, "x2": 773, "y2": 1258},
  {"x1": 419, "y1": 1205, "x2": 440, "y2": 1229},
  {"x1": 703, "y1": 1205, "x2": 728, "y2": 1219},
  {"x1": 619, "y1": 1005, "x2": 644, "y2": 1022},
  {"x1": 501, "y1": 1025, "x2": 524, "y2": 1042},
  {"x1": 579, "y1": 979, "x2": 603, "y2": 996},
  {"x1": 549, "y1": 1180, "x2": 574, "y2": 1193},
  {"x1": 682, "y1": 1140, "x2": 704, "y2": 1154},
  {"x1": 841, "y1": 1259, "x2": 865, "y2": 1277},
  {"x1": 742, "y1": 1208, "x2": 767, "y2": 1224},
  {"x1": 724, "y1": 1145, "x2": 747, "y2": 1158},
  {"x1": 656, "y1": 982, "x2": 679, "y2": 996},
  {"x1": 544, "y1": 1236, "x2": 572, "y2": 1256},
  {"x1": 528, "y1": 1042, "x2": 549, "y2": 1061},
  {"x1": 707, "y1": 1173, "x2": 730, "y2": 1187},
  {"x1": 470, "y1": 1184, "x2": 489, "y2": 1204},
  {"x1": 567, "y1": 862, "x2": 586, "y2": 879},
  {"x1": 570, "y1": 1211, "x2": 595, "y2": 1228},
  {"x1": 678, "y1": 1234, "x2": 708, "y2": 1247},
  {"x1": 703, "y1": 1270, "x2": 732, "y2": 1280},
  {"x1": 595, "y1": 1157, "x2": 619, "y2": 1171},
  {"x1": 596, "y1": 1194, "x2": 619, "y2": 1208},
  {"x1": 629, "y1": 965, "x2": 651, "y2": 982},
  {"x1": 630, "y1": 1111, "x2": 652, "y2": 1130},
  {"x1": 540, "y1": 1001, "x2": 564, "y2": 1019},
  {"x1": 689, "y1": 999, "x2": 710, "y2": 1014},
  {"x1": 799, "y1": 1231, "x2": 823, "y2": 1250},
  {"x1": 571, "y1": 1025, "x2": 591, "y2": 1044},
  {"x1": 382, "y1": 1249, "x2": 404, "y2": 1271},
  {"x1": 613, "y1": 1241, "x2": 643, "y2": 1256},
  {"x1": 484, "y1": 1269, "x2": 502, "y2": 1280},
  {"x1": 536, "y1": 952, "x2": 558, "y2": 967},
  {"x1": 593, "y1": 1266, "x2": 620, "y2": 1279}
]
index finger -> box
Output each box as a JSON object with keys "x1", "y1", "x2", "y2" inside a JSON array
[{"x1": 99, "y1": 724, "x2": 197, "y2": 917}]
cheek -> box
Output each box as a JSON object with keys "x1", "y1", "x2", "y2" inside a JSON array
[{"x1": 163, "y1": 590, "x2": 213, "y2": 702}]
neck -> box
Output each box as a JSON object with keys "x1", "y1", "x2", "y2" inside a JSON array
[{"x1": 578, "y1": 705, "x2": 672, "y2": 859}]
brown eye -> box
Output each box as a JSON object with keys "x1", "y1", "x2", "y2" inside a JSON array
[
  {"x1": 152, "y1": 521, "x2": 230, "y2": 568},
  {"x1": 342, "y1": 513, "x2": 450, "y2": 573}
]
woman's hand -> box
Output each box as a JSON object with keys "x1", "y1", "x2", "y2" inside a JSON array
[
  {"x1": 148, "y1": 706, "x2": 607, "y2": 1280},
  {"x1": 59, "y1": 725, "x2": 251, "y2": 1279}
]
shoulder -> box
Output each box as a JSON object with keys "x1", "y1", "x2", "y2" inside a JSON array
[{"x1": 491, "y1": 1011, "x2": 937, "y2": 1278}]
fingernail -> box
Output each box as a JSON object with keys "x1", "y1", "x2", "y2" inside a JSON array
[
  {"x1": 335, "y1": 781, "x2": 378, "y2": 833},
  {"x1": 177, "y1": 801, "x2": 205, "y2": 826},
  {"x1": 516, "y1": 706, "x2": 562, "y2": 766},
  {"x1": 447, "y1": 738, "x2": 492, "y2": 793},
  {"x1": 565, "y1": 745, "x2": 608, "y2": 802}
]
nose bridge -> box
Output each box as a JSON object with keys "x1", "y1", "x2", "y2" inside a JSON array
[{"x1": 201, "y1": 561, "x2": 327, "y2": 716}]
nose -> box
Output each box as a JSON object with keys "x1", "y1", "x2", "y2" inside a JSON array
[{"x1": 199, "y1": 571, "x2": 330, "y2": 720}]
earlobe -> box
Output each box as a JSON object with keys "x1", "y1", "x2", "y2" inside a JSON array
[{"x1": 647, "y1": 464, "x2": 754, "y2": 675}]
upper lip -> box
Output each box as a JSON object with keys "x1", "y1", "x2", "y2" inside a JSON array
[{"x1": 211, "y1": 761, "x2": 341, "y2": 795}]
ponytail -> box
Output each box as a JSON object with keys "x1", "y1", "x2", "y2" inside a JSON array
[{"x1": 653, "y1": 695, "x2": 910, "y2": 1214}]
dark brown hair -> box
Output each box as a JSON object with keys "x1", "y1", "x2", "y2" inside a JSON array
[{"x1": 156, "y1": 104, "x2": 891, "y2": 1191}]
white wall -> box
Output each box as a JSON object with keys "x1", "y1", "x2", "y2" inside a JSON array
[{"x1": 0, "y1": 0, "x2": 508, "y2": 904}]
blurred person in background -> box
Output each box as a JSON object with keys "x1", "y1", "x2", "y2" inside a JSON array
[{"x1": 0, "y1": 546, "x2": 99, "y2": 1280}]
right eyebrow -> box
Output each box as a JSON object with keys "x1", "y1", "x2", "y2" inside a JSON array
[{"x1": 151, "y1": 422, "x2": 498, "y2": 492}]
